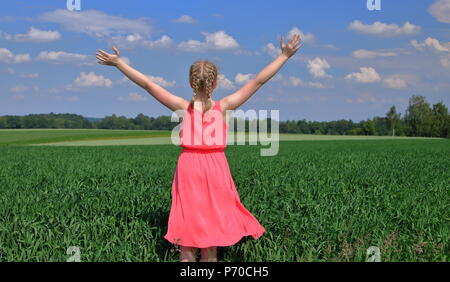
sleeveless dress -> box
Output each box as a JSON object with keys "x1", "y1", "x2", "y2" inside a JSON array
[{"x1": 164, "y1": 99, "x2": 265, "y2": 248}]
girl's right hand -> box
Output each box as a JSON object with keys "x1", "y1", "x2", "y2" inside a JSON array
[
  {"x1": 96, "y1": 47, "x2": 122, "y2": 67},
  {"x1": 280, "y1": 34, "x2": 302, "y2": 58}
]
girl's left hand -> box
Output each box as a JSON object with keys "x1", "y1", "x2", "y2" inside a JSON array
[
  {"x1": 96, "y1": 47, "x2": 121, "y2": 66},
  {"x1": 280, "y1": 34, "x2": 302, "y2": 59}
]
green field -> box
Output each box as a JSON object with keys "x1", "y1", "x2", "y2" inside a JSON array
[
  {"x1": 0, "y1": 129, "x2": 171, "y2": 146},
  {"x1": 0, "y1": 130, "x2": 448, "y2": 261},
  {"x1": 0, "y1": 129, "x2": 434, "y2": 147}
]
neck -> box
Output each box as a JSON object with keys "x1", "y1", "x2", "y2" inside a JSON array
[{"x1": 193, "y1": 94, "x2": 212, "y2": 103}]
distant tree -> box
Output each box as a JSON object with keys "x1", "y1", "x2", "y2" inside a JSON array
[
  {"x1": 431, "y1": 101, "x2": 450, "y2": 138},
  {"x1": 404, "y1": 95, "x2": 434, "y2": 137},
  {"x1": 347, "y1": 127, "x2": 365, "y2": 135},
  {"x1": 362, "y1": 119, "x2": 377, "y2": 136},
  {"x1": 0, "y1": 117, "x2": 6, "y2": 128},
  {"x1": 386, "y1": 106, "x2": 401, "y2": 136}
]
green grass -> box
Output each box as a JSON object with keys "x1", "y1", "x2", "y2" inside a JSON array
[
  {"x1": 1, "y1": 129, "x2": 437, "y2": 147},
  {"x1": 0, "y1": 139, "x2": 448, "y2": 262},
  {"x1": 0, "y1": 129, "x2": 172, "y2": 146}
]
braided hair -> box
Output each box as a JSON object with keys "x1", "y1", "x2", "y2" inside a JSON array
[{"x1": 189, "y1": 60, "x2": 218, "y2": 113}]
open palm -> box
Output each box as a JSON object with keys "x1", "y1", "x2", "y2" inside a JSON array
[
  {"x1": 96, "y1": 47, "x2": 121, "y2": 66},
  {"x1": 280, "y1": 34, "x2": 302, "y2": 58}
]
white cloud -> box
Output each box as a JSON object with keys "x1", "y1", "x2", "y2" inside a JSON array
[
  {"x1": 10, "y1": 85, "x2": 28, "y2": 93},
  {"x1": 147, "y1": 75, "x2": 176, "y2": 87},
  {"x1": 117, "y1": 92, "x2": 148, "y2": 102},
  {"x1": 440, "y1": 54, "x2": 450, "y2": 68},
  {"x1": 118, "y1": 74, "x2": 176, "y2": 87},
  {"x1": 235, "y1": 73, "x2": 255, "y2": 84},
  {"x1": 0, "y1": 48, "x2": 31, "y2": 64},
  {"x1": 217, "y1": 74, "x2": 235, "y2": 90},
  {"x1": 262, "y1": 43, "x2": 281, "y2": 58},
  {"x1": 411, "y1": 37, "x2": 450, "y2": 52},
  {"x1": 345, "y1": 67, "x2": 381, "y2": 83},
  {"x1": 110, "y1": 34, "x2": 173, "y2": 50},
  {"x1": 74, "y1": 72, "x2": 112, "y2": 87},
  {"x1": 173, "y1": 15, "x2": 196, "y2": 24},
  {"x1": 289, "y1": 76, "x2": 303, "y2": 87},
  {"x1": 4, "y1": 27, "x2": 61, "y2": 43},
  {"x1": 307, "y1": 57, "x2": 331, "y2": 78},
  {"x1": 178, "y1": 30, "x2": 239, "y2": 52},
  {"x1": 353, "y1": 49, "x2": 398, "y2": 59},
  {"x1": 36, "y1": 51, "x2": 92, "y2": 65},
  {"x1": 429, "y1": 0, "x2": 450, "y2": 24},
  {"x1": 288, "y1": 76, "x2": 325, "y2": 88},
  {"x1": 382, "y1": 77, "x2": 407, "y2": 89},
  {"x1": 348, "y1": 20, "x2": 421, "y2": 37},
  {"x1": 20, "y1": 73, "x2": 39, "y2": 78},
  {"x1": 40, "y1": 9, "x2": 153, "y2": 39},
  {"x1": 287, "y1": 27, "x2": 316, "y2": 43}
]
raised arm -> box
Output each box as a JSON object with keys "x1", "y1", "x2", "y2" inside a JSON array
[
  {"x1": 221, "y1": 34, "x2": 302, "y2": 111},
  {"x1": 96, "y1": 47, "x2": 188, "y2": 112}
]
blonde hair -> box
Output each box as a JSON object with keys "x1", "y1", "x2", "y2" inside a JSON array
[{"x1": 189, "y1": 60, "x2": 218, "y2": 113}]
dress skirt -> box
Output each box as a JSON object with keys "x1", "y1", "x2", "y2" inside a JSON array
[{"x1": 164, "y1": 147, "x2": 265, "y2": 248}]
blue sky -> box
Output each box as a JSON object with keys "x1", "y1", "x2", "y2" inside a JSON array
[{"x1": 1, "y1": 0, "x2": 450, "y2": 122}]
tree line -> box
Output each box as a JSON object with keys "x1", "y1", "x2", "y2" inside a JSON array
[{"x1": 0, "y1": 95, "x2": 448, "y2": 138}]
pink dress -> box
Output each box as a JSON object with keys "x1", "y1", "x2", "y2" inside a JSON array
[{"x1": 164, "y1": 99, "x2": 265, "y2": 248}]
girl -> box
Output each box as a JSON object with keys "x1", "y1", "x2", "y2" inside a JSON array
[{"x1": 96, "y1": 33, "x2": 302, "y2": 262}]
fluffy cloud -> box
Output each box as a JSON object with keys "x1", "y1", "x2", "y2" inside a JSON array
[
  {"x1": 353, "y1": 49, "x2": 398, "y2": 59},
  {"x1": 2, "y1": 27, "x2": 60, "y2": 43},
  {"x1": 20, "y1": 73, "x2": 39, "y2": 78},
  {"x1": 178, "y1": 31, "x2": 239, "y2": 52},
  {"x1": 440, "y1": 54, "x2": 450, "y2": 68},
  {"x1": 110, "y1": 34, "x2": 173, "y2": 50},
  {"x1": 147, "y1": 75, "x2": 176, "y2": 87},
  {"x1": 287, "y1": 27, "x2": 316, "y2": 43},
  {"x1": 40, "y1": 9, "x2": 153, "y2": 38},
  {"x1": 117, "y1": 93, "x2": 148, "y2": 102},
  {"x1": 118, "y1": 74, "x2": 176, "y2": 87},
  {"x1": 382, "y1": 77, "x2": 407, "y2": 89},
  {"x1": 235, "y1": 73, "x2": 255, "y2": 84},
  {"x1": 173, "y1": 15, "x2": 196, "y2": 24},
  {"x1": 10, "y1": 85, "x2": 28, "y2": 93},
  {"x1": 74, "y1": 72, "x2": 112, "y2": 87},
  {"x1": 217, "y1": 74, "x2": 235, "y2": 90},
  {"x1": 411, "y1": 37, "x2": 450, "y2": 52},
  {"x1": 36, "y1": 51, "x2": 91, "y2": 64},
  {"x1": 348, "y1": 20, "x2": 421, "y2": 37},
  {"x1": 345, "y1": 67, "x2": 381, "y2": 83},
  {"x1": 262, "y1": 43, "x2": 281, "y2": 58},
  {"x1": 288, "y1": 76, "x2": 325, "y2": 88},
  {"x1": 429, "y1": 0, "x2": 450, "y2": 24},
  {"x1": 0, "y1": 48, "x2": 31, "y2": 64},
  {"x1": 411, "y1": 37, "x2": 450, "y2": 68},
  {"x1": 307, "y1": 57, "x2": 331, "y2": 78}
]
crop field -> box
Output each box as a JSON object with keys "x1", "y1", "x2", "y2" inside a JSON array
[{"x1": 0, "y1": 131, "x2": 448, "y2": 262}]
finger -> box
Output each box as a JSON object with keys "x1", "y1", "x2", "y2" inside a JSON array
[
  {"x1": 96, "y1": 55, "x2": 107, "y2": 62},
  {"x1": 280, "y1": 36, "x2": 285, "y2": 48},
  {"x1": 112, "y1": 46, "x2": 120, "y2": 56},
  {"x1": 96, "y1": 55, "x2": 106, "y2": 62},
  {"x1": 98, "y1": 49, "x2": 110, "y2": 57}
]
